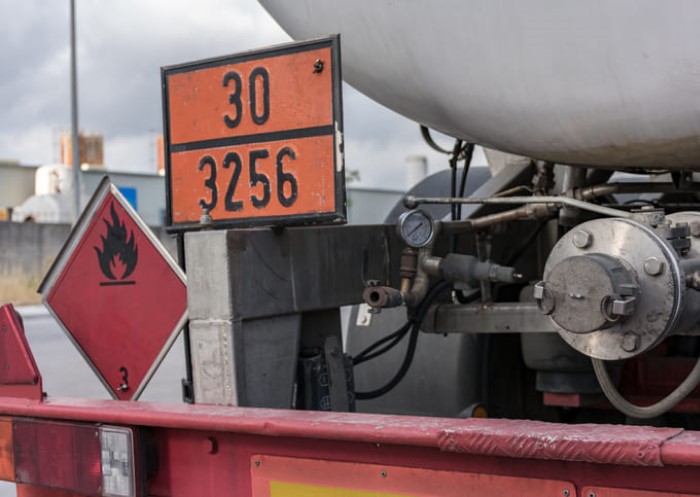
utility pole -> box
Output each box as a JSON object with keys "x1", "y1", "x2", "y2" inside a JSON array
[{"x1": 70, "y1": 0, "x2": 81, "y2": 222}]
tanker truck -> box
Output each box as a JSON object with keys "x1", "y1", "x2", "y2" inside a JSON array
[
  {"x1": 3, "y1": 2, "x2": 700, "y2": 497},
  {"x1": 258, "y1": 0, "x2": 700, "y2": 423}
]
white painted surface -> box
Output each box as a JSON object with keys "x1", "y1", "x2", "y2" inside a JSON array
[{"x1": 261, "y1": 0, "x2": 700, "y2": 169}]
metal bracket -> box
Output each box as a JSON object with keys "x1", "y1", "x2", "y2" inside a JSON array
[{"x1": 323, "y1": 335, "x2": 349, "y2": 411}]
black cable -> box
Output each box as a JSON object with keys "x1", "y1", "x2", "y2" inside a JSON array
[
  {"x1": 420, "y1": 125, "x2": 452, "y2": 154},
  {"x1": 456, "y1": 143, "x2": 475, "y2": 220},
  {"x1": 354, "y1": 333, "x2": 408, "y2": 365},
  {"x1": 449, "y1": 140, "x2": 464, "y2": 220},
  {"x1": 355, "y1": 280, "x2": 451, "y2": 400},
  {"x1": 353, "y1": 321, "x2": 412, "y2": 365}
]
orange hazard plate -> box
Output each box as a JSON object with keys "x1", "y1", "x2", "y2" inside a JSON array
[
  {"x1": 161, "y1": 36, "x2": 345, "y2": 231},
  {"x1": 250, "y1": 456, "x2": 574, "y2": 497}
]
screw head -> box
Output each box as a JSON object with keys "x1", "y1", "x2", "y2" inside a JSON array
[
  {"x1": 563, "y1": 490, "x2": 570, "y2": 497},
  {"x1": 572, "y1": 230, "x2": 593, "y2": 249},
  {"x1": 621, "y1": 332, "x2": 640, "y2": 352},
  {"x1": 643, "y1": 256, "x2": 665, "y2": 276},
  {"x1": 380, "y1": 470, "x2": 388, "y2": 478}
]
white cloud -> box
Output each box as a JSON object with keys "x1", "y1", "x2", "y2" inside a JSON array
[
  {"x1": 0, "y1": 0, "x2": 486, "y2": 189},
  {"x1": 104, "y1": 133, "x2": 159, "y2": 173},
  {"x1": 0, "y1": 124, "x2": 56, "y2": 165}
]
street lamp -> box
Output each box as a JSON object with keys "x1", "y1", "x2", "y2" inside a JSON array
[{"x1": 70, "y1": 0, "x2": 81, "y2": 222}]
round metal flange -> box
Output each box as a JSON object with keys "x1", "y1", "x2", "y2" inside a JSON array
[
  {"x1": 543, "y1": 218, "x2": 683, "y2": 360},
  {"x1": 546, "y1": 253, "x2": 637, "y2": 334}
]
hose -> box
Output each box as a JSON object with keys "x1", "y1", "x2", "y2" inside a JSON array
[
  {"x1": 419, "y1": 125, "x2": 452, "y2": 154},
  {"x1": 354, "y1": 280, "x2": 451, "y2": 400},
  {"x1": 592, "y1": 355, "x2": 700, "y2": 419},
  {"x1": 353, "y1": 321, "x2": 412, "y2": 366}
]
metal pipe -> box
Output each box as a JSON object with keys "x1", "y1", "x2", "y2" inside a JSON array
[
  {"x1": 439, "y1": 208, "x2": 529, "y2": 233},
  {"x1": 403, "y1": 245, "x2": 432, "y2": 307},
  {"x1": 437, "y1": 182, "x2": 685, "y2": 233},
  {"x1": 70, "y1": 0, "x2": 81, "y2": 222},
  {"x1": 575, "y1": 182, "x2": 685, "y2": 200},
  {"x1": 405, "y1": 195, "x2": 632, "y2": 219},
  {"x1": 559, "y1": 166, "x2": 587, "y2": 226}
]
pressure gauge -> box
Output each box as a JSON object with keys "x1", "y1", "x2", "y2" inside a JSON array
[{"x1": 397, "y1": 210, "x2": 435, "y2": 248}]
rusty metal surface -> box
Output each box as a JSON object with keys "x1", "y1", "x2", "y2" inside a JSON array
[
  {"x1": 436, "y1": 419, "x2": 683, "y2": 466},
  {"x1": 0, "y1": 396, "x2": 696, "y2": 467}
]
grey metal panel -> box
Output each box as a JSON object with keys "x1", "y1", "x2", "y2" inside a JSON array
[
  {"x1": 347, "y1": 305, "x2": 483, "y2": 418},
  {"x1": 237, "y1": 314, "x2": 301, "y2": 408},
  {"x1": 185, "y1": 225, "x2": 400, "y2": 407},
  {"x1": 220, "y1": 224, "x2": 400, "y2": 320},
  {"x1": 422, "y1": 303, "x2": 556, "y2": 334},
  {"x1": 189, "y1": 314, "x2": 301, "y2": 408}
]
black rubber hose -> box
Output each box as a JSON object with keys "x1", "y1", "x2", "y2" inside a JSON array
[
  {"x1": 456, "y1": 143, "x2": 475, "y2": 220},
  {"x1": 420, "y1": 125, "x2": 452, "y2": 154},
  {"x1": 355, "y1": 281, "x2": 451, "y2": 400},
  {"x1": 449, "y1": 140, "x2": 464, "y2": 220},
  {"x1": 353, "y1": 321, "x2": 412, "y2": 366}
]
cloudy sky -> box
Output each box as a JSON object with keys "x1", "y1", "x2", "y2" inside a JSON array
[{"x1": 0, "y1": 0, "x2": 485, "y2": 189}]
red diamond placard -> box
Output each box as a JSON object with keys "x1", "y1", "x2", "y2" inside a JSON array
[{"x1": 39, "y1": 177, "x2": 187, "y2": 400}]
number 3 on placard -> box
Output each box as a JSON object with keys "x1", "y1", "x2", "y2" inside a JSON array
[{"x1": 198, "y1": 148, "x2": 298, "y2": 213}]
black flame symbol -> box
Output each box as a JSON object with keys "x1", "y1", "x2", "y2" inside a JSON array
[{"x1": 94, "y1": 203, "x2": 138, "y2": 282}]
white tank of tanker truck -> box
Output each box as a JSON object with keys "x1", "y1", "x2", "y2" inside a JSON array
[{"x1": 261, "y1": 1, "x2": 700, "y2": 423}]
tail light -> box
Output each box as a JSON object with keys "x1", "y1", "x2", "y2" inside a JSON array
[
  {"x1": 0, "y1": 417, "x2": 140, "y2": 497},
  {"x1": 100, "y1": 426, "x2": 136, "y2": 497}
]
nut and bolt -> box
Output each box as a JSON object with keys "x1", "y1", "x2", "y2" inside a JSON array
[
  {"x1": 572, "y1": 230, "x2": 593, "y2": 249},
  {"x1": 621, "y1": 332, "x2": 641, "y2": 353},
  {"x1": 254, "y1": 459, "x2": 261, "y2": 467},
  {"x1": 199, "y1": 208, "x2": 213, "y2": 225},
  {"x1": 313, "y1": 59, "x2": 324, "y2": 73},
  {"x1": 643, "y1": 256, "x2": 665, "y2": 276}
]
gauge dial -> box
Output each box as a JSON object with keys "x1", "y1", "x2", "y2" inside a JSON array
[{"x1": 397, "y1": 210, "x2": 435, "y2": 248}]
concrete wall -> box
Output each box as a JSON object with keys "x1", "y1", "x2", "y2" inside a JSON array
[{"x1": 0, "y1": 221, "x2": 178, "y2": 305}]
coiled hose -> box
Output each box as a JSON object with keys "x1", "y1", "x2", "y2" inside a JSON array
[{"x1": 592, "y1": 355, "x2": 700, "y2": 419}]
